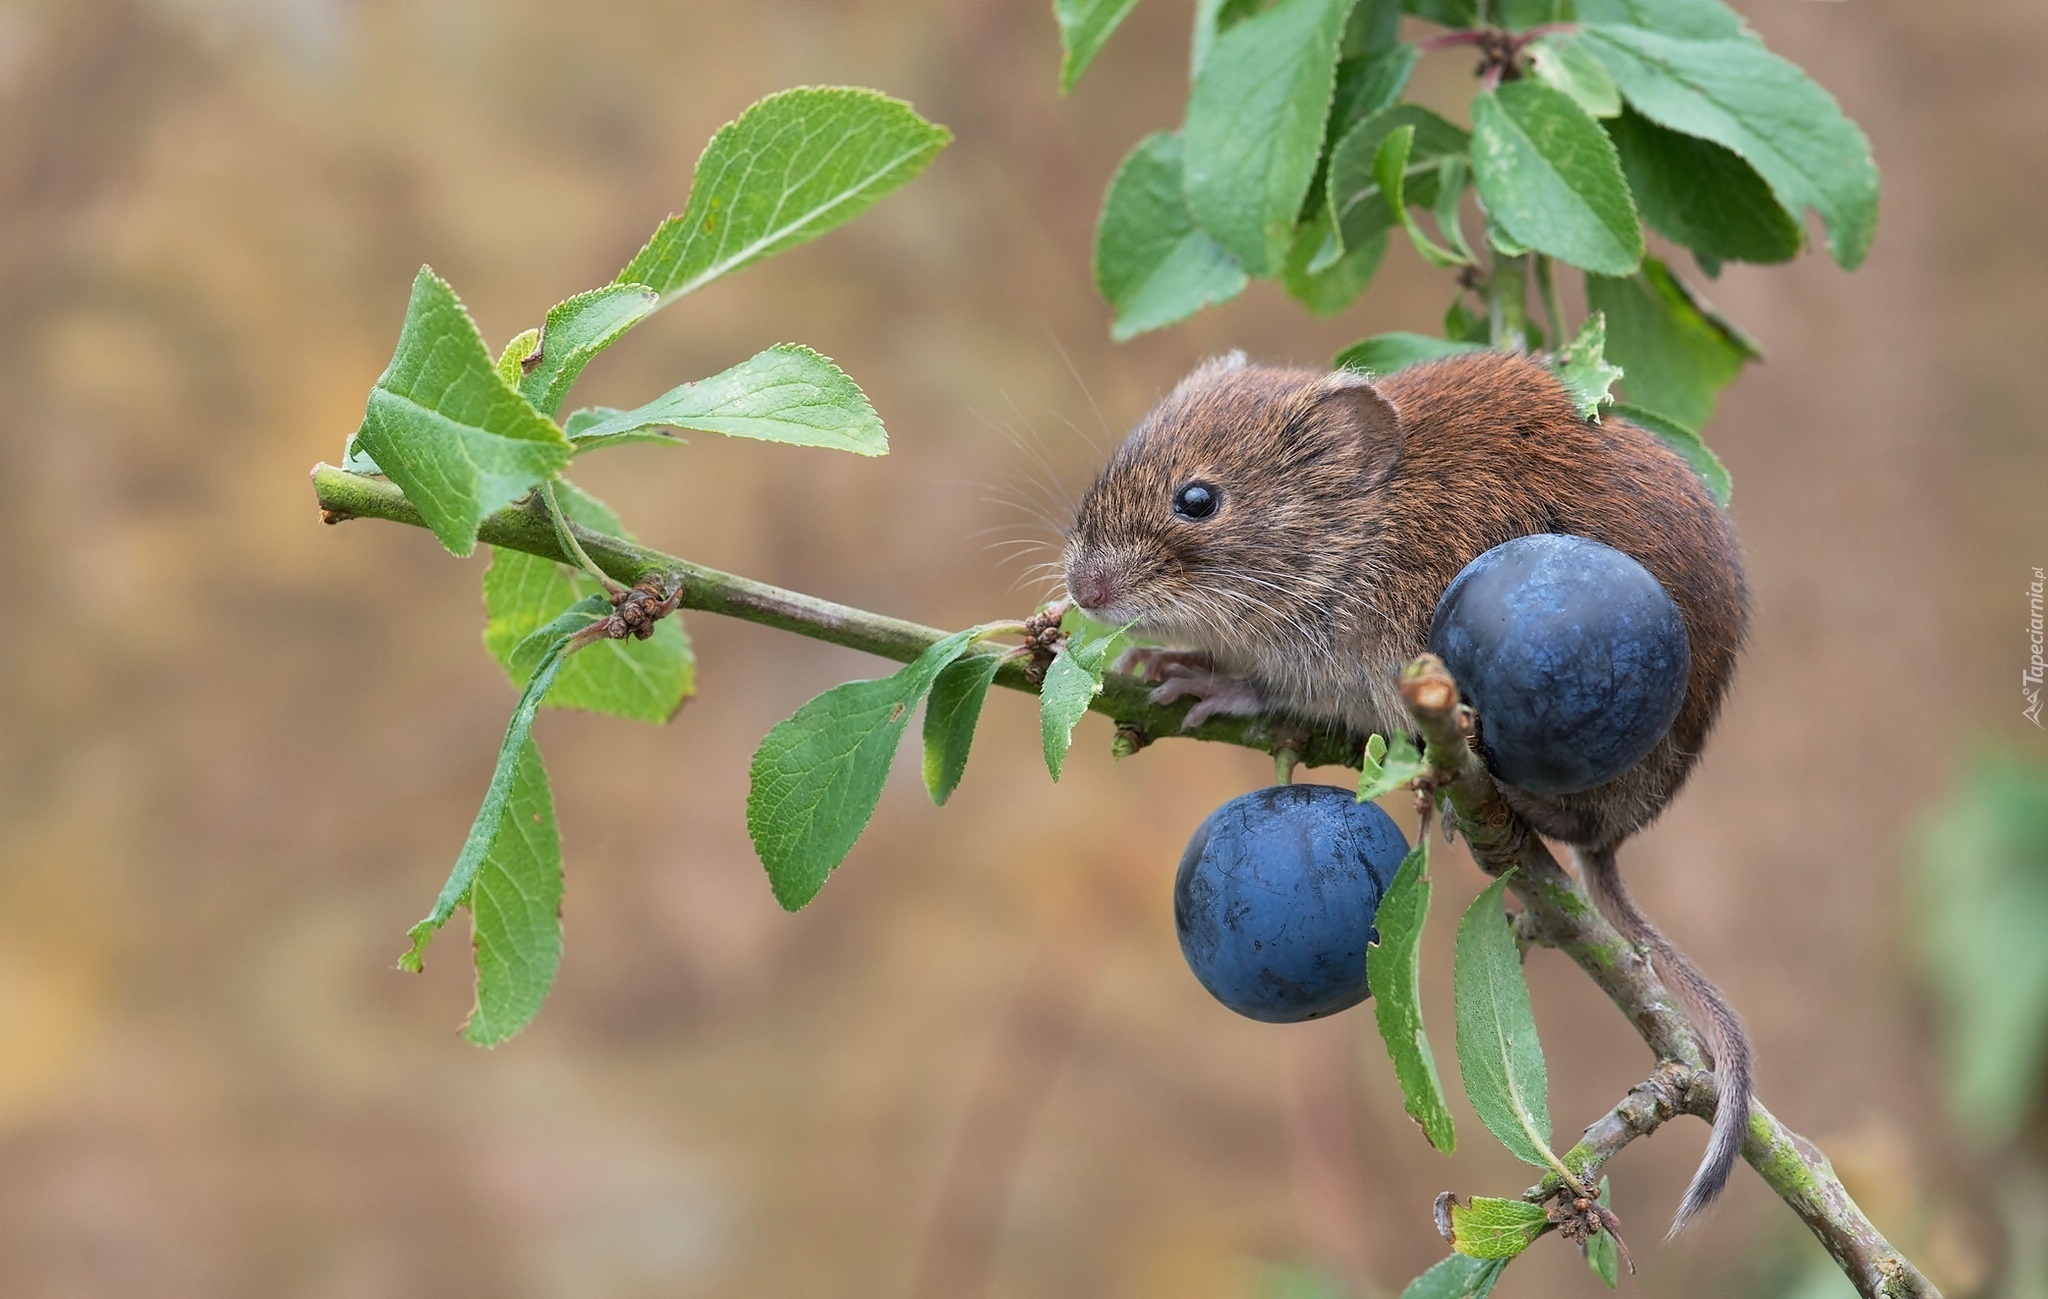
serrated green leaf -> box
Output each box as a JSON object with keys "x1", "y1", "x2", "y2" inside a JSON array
[
  {"x1": 1552, "y1": 312, "x2": 1625, "y2": 419},
  {"x1": 1325, "y1": 105, "x2": 1470, "y2": 256},
  {"x1": 1606, "y1": 106, "x2": 1800, "y2": 264},
  {"x1": 1578, "y1": 25, "x2": 1878, "y2": 269},
  {"x1": 1572, "y1": 0, "x2": 1747, "y2": 40},
  {"x1": 352, "y1": 267, "x2": 573, "y2": 556},
  {"x1": 1327, "y1": 43, "x2": 1424, "y2": 149},
  {"x1": 400, "y1": 596, "x2": 606, "y2": 972},
  {"x1": 483, "y1": 481, "x2": 694, "y2": 723},
  {"x1": 1342, "y1": 0, "x2": 1401, "y2": 57},
  {"x1": 1375, "y1": 126, "x2": 1469, "y2": 268},
  {"x1": 1056, "y1": 0, "x2": 1142, "y2": 92},
  {"x1": 749, "y1": 629, "x2": 981, "y2": 910},
  {"x1": 1454, "y1": 872, "x2": 1556, "y2": 1168},
  {"x1": 496, "y1": 329, "x2": 541, "y2": 386},
  {"x1": 1909, "y1": 750, "x2": 2048, "y2": 1144},
  {"x1": 1528, "y1": 34, "x2": 1620, "y2": 118},
  {"x1": 1587, "y1": 1177, "x2": 1619, "y2": 1287},
  {"x1": 1040, "y1": 623, "x2": 1124, "y2": 781},
  {"x1": 1359, "y1": 731, "x2": 1427, "y2": 802},
  {"x1": 619, "y1": 87, "x2": 948, "y2": 302},
  {"x1": 1402, "y1": 0, "x2": 1476, "y2": 27},
  {"x1": 1610, "y1": 402, "x2": 1732, "y2": 507},
  {"x1": 461, "y1": 739, "x2": 562, "y2": 1046},
  {"x1": 1334, "y1": 332, "x2": 1483, "y2": 376},
  {"x1": 1182, "y1": 0, "x2": 1352, "y2": 277},
  {"x1": 1449, "y1": 1196, "x2": 1550, "y2": 1259},
  {"x1": 1471, "y1": 80, "x2": 1643, "y2": 276},
  {"x1": 1493, "y1": 0, "x2": 1566, "y2": 30},
  {"x1": 923, "y1": 650, "x2": 1007, "y2": 805},
  {"x1": 517, "y1": 285, "x2": 659, "y2": 417},
  {"x1": 1399, "y1": 1254, "x2": 1507, "y2": 1299},
  {"x1": 566, "y1": 343, "x2": 886, "y2": 456},
  {"x1": 1191, "y1": 0, "x2": 1265, "y2": 80},
  {"x1": 1369, "y1": 836, "x2": 1457, "y2": 1152},
  {"x1": 1587, "y1": 256, "x2": 1758, "y2": 429},
  {"x1": 1094, "y1": 132, "x2": 1250, "y2": 339},
  {"x1": 1282, "y1": 210, "x2": 1386, "y2": 316}
]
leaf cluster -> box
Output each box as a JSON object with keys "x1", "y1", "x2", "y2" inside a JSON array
[
  {"x1": 346, "y1": 87, "x2": 949, "y2": 1043},
  {"x1": 1066, "y1": 0, "x2": 1879, "y2": 496}
]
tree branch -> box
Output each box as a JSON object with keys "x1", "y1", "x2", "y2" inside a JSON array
[
  {"x1": 310, "y1": 465, "x2": 1362, "y2": 769},
  {"x1": 1399, "y1": 657, "x2": 1939, "y2": 1299},
  {"x1": 312, "y1": 465, "x2": 1938, "y2": 1298}
]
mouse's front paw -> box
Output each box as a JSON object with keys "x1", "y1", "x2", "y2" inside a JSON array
[
  {"x1": 1148, "y1": 668, "x2": 1265, "y2": 729},
  {"x1": 1117, "y1": 647, "x2": 1214, "y2": 683}
]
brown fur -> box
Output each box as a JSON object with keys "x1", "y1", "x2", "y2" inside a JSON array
[{"x1": 1063, "y1": 351, "x2": 1751, "y2": 1227}]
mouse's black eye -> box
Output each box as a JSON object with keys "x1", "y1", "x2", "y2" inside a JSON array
[{"x1": 1173, "y1": 481, "x2": 1219, "y2": 520}]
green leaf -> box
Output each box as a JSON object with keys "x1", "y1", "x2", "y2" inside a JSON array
[
  {"x1": 517, "y1": 285, "x2": 660, "y2": 417},
  {"x1": 1470, "y1": 80, "x2": 1643, "y2": 276},
  {"x1": 1571, "y1": 0, "x2": 1746, "y2": 40},
  {"x1": 483, "y1": 481, "x2": 694, "y2": 723},
  {"x1": 1342, "y1": 0, "x2": 1402, "y2": 57},
  {"x1": 749, "y1": 630, "x2": 982, "y2": 910},
  {"x1": 1374, "y1": 126, "x2": 1469, "y2": 268},
  {"x1": 1336, "y1": 332, "x2": 1483, "y2": 376},
  {"x1": 1527, "y1": 34, "x2": 1620, "y2": 118},
  {"x1": 1328, "y1": 44, "x2": 1424, "y2": 145},
  {"x1": 1606, "y1": 106, "x2": 1800, "y2": 264},
  {"x1": 567, "y1": 343, "x2": 886, "y2": 456},
  {"x1": 1586, "y1": 256, "x2": 1758, "y2": 429},
  {"x1": 1399, "y1": 1254, "x2": 1508, "y2": 1299},
  {"x1": 461, "y1": 739, "x2": 563, "y2": 1046},
  {"x1": 1586, "y1": 1177, "x2": 1619, "y2": 1287},
  {"x1": 496, "y1": 329, "x2": 541, "y2": 386},
  {"x1": 1359, "y1": 731, "x2": 1426, "y2": 802},
  {"x1": 923, "y1": 650, "x2": 1007, "y2": 805},
  {"x1": 1283, "y1": 211, "x2": 1386, "y2": 316},
  {"x1": 1182, "y1": 0, "x2": 1352, "y2": 277},
  {"x1": 400, "y1": 596, "x2": 606, "y2": 971},
  {"x1": 1493, "y1": 0, "x2": 1566, "y2": 30},
  {"x1": 1551, "y1": 312, "x2": 1625, "y2": 419},
  {"x1": 1325, "y1": 105, "x2": 1470, "y2": 256},
  {"x1": 1909, "y1": 750, "x2": 2048, "y2": 1144},
  {"x1": 1094, "y1": 132, "x2": 1251, "y2": 339},
  {"x1": 1449, "y1": 1196, "x2": 1550, "y2": 1259},
  {"x1": 352, "y1": 267, "x2": 573, "y2": 557},
  {"x1": 1454, "y1": 872, "x2": 1556, "y2": 1168},
  {"x1": 1040, "y1": 623, "x2": 1124, "y2": 781},
  {"x1": 1056, "y1": 0, "x2": 1142, "y2": 92},
  {"x1": 1368, "y1": 836, "x2": 1457, "y2": 1152},
  {"x1": 1191, "y1": 0, "x2": 1265, "y2": 80},
  {"x1": 1402, "y1": 0, "x2": 1476, "y2": 27},
  {"x1": 619, "y1": 87, "x2": 949, "y2": 302},
  {"x1": 1578, "y1": 25, "x2": 1879, "y2": 269},
  {"x1": 1610, "y1": 403, "x2": 1732, "y2": 507}
]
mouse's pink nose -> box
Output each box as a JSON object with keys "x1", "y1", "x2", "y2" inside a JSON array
[{"x1": 1068, "y1": 564, "x2": 1119, "y2": 612}]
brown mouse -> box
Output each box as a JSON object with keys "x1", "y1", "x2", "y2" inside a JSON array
[{"x1": 1062, "y1": 349, "x2": 1750, "y2": 1232}]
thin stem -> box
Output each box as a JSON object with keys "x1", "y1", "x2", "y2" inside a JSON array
[
  {"x1": 1486, "y1": 251, "x2": 1531, "y2": 353},
  {"x1": 311, "y1": 465, "x2": 1363, "y2": 769},
  {"x1": 537, "y1": 477, "x2": 624, "y2": 595},
  {"x1": 1535, "y1": 254, "x2": 1566, "y2": 353}
]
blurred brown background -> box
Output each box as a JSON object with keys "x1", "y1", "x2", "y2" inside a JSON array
[{"x1": 0, "y1": 0, "x2": 2042, "y2": 1295}]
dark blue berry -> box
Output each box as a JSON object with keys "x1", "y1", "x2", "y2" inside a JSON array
[
  {"x1": 1427, "y1": 533, "x2": 1690, "y2": 796},
  {"x1": 1174, "y1": 785, "x2": 1409, "y2": 1023}
]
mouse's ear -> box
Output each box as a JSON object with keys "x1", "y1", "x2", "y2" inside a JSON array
[{"x1": 1318, "y1": 370, "x2": 1404, "y2": 479}]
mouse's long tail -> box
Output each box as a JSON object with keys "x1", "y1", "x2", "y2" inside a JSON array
[{"x1": 1577, "y1": 847, "x2": 1751, "y2": 1236}]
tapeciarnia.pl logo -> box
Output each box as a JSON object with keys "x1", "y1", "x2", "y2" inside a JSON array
[{"x1": 2027, "y1": 566, "x2": 2045, "y2": 728}]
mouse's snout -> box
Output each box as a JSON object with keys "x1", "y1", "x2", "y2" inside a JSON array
[{"x1": 1063, "y1": 548, "x2": 1123, "y2": 615}]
